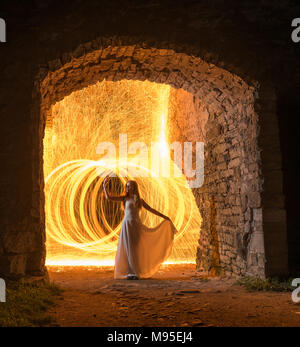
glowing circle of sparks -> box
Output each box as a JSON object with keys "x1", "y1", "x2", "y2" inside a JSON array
[{"x1": 45, "y1": 158, "x2": 201, "y2": 261}]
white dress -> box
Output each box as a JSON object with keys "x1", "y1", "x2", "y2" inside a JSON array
[{"x1": 114, "y1": 197, "x2": 177, "y2": 279}]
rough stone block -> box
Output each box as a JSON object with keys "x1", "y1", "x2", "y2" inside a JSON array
[
  {"x1": 0, "y1": 254, "x2": 27, "y2": 278},
  {"x1": 248, "y1": 191, "x2": 261, "y2": 208},
  {"x1": 2, "y1": 231, "x2": 37, "y2": 254}
]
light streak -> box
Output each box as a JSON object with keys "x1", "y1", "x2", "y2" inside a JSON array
[{"x1": 44, "y1": 80, "x2": 202, "y2": 266}]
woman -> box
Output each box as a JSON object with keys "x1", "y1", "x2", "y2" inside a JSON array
[{"x1": 103, "y1": 176, "x2": 177, "y2": 280}]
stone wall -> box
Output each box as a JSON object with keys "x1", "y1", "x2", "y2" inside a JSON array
[
  {"x1": 168, "y1": 83, "x2": 264, "y2": 277},
  {"x1": 37, "y1": 43, "x2": 263, "y2": 277},
  {"x1": 258, "y1": 84, "x2": 289, "y2": 277},
  {"x1": 0, "y1": 0, "x2": 298, "y2": 279}
]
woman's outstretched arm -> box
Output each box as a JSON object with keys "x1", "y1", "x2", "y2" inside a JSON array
[
  {"x1": 103, "y1": 176, "x2": 125, "y2": 202},
  {"x1": 141, "y1": 199, "x2": 170, "y2": 221}
]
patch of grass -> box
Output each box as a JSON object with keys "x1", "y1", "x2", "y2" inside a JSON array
[
  {"x1": 0, "y1": 279, "x2": 63, "y2": 327},
  {"x1": 236, "y1": 275, "x2": 294, "y2": 292}
]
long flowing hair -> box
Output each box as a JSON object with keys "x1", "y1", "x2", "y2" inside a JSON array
[{"x1": 123, "y1": 180, "x2": 142, "y2": 209}]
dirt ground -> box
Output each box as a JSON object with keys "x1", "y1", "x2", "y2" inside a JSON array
[{"x1": 46, "y1": 264, "x2": 300, "y2": 327}]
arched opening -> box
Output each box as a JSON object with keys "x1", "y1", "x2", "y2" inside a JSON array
[
  {"x1": 0, "y1": 3, "x2": 294, "y2": 283},
  {"x1": 34, "y1": 43, "x2": 263, "y2": 277},
  {"x1": 43, "y1": 79, "x2": 202, "y2": 265}
]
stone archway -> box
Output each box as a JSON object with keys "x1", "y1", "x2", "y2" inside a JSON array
[
  {"x1": 0, "y1": 1, "x2": 294, "y2": 282},
  {"x1": 30, "y1": 39, "x2": 267, "y2": 278}
]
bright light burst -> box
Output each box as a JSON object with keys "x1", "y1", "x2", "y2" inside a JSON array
[
  {"x1": 44, "y1": 80, "x2": 202, "y2": 266},
  {"x1": 158, "y1": 115, "x2": 169, "y2": 158}
]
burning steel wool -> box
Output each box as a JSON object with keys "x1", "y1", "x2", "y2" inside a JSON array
[{"x1": 44, "y1": 80, "x2": 202, "y2": 266}]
